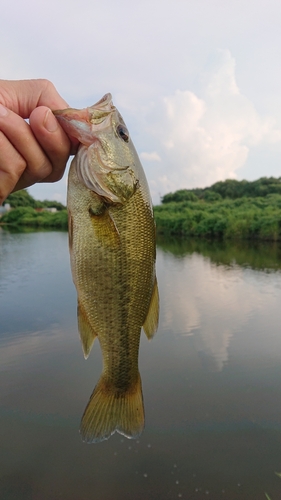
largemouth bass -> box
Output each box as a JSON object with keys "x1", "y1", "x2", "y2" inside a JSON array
[{"x1": 54, "y1": 94, "x2": 159, "y2": 443}]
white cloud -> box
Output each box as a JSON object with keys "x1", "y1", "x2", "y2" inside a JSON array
[
  {"x1": 140, "y1": 151, "x2": 161, "y2": 162},
  {"x1": 142, "y1": 50, "x2": 281, "y2": 202}
]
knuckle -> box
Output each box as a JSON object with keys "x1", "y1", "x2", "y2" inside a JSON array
[
  {"x1": 41, "y1": 79, "x2": 58, "y2": 101},
  {"x1": 0, "y1": 130, "x2": 6, "y2": 146},
  {"x1": 16, "y1": 158, "x2": 27, "y2": 176},
  {"x1": 38, "y1": 78, "x2": 55, "y2": 92},
  {"x1": 48, "y1": 165, "x2": 65, "y2": 182},
  {"x1": 52, "y1": 169, "x2": 62, "y2": 181},
  {"x1": 6, "y1": 159, "x2": 26, "y2": 181},
  {"x1": 0, "y1": 185, "x2": 6, "y2": 204},
  {"x1": 54, "y1": 170, "x2": 64, "y2": 182},
  {"x1": 37, "y1": 159, "x2": 52, "y2": 179},
  {"x1": 0, "y1": 130, "x2": 9, "y2": 148},
  {"x1": 0, "y1": 134, "x2": 27, "y2": 177},
  {"x1": 0, "y1": 156, "x2": 26, "y2": 203}
]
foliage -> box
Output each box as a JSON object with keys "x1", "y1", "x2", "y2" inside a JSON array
[
  {"x1": 4, "y1": 189, "x2": 37, "y2": 208},
  {"x1": 161, "y1": 189, "x2": 198, "y2": 203},
  {"x1": 155, "y1": 177, "x2": 281, "y2": 241},
  {"x1": 161, "y1": 177, "x2": 281, "y2": 203},
  {"x1": 35, "y1": 199, "x2": 66, "y2": 211},
  {"x1": 1, "y1": 189, "x2": 67, "y2": 229},
  {"x1": 4, "y1": 189, "x2": 66, "y2": 210},
  {"x1": 1, "y1": 206, "x2": 68, "y2": 229}
]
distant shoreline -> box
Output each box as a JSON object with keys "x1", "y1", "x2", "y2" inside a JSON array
[
  {"x1": 2, "y1": 177, "x2": 281, "y2": 240},
  {"x1": 154, "y1": 197, "x2": 281, "y2": 241},
  {"x1": 0, "y1": 207, "x2": 68, "y2": 230}
]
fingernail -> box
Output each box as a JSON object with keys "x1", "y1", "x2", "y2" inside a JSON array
[
  {"x1": 0, "y1": 104, "x2": 8, "y2": 117},
  {"x1": 44, "y1": 109, "x2": 58, "y2": 132}
]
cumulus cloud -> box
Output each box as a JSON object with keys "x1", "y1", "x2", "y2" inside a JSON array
[
  {"x1": 140, "y1": 151, "x2": 161, "y2": 162},
  {"x1": 142, "y1": 50, "x2": 281, "y2": 202}
]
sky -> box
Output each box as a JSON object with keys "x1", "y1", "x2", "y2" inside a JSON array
[{"x1": 1, "y1": 0, "x2": 281, "y2": 204}]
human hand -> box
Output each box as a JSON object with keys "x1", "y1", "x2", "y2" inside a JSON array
[{"x1": 0, "y1": 79, "x2": 79, "y2": 205}]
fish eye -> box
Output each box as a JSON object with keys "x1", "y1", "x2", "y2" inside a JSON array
[{"x1": 117, "y1": 124, "x2": 129, "y2": 143}]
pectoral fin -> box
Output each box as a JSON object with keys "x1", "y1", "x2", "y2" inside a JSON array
[
  {"x1": 77, "y1": 301, "x2": 97, "y2": 359},
  {"x1": 89, "y1": 207, "x2": 120, "y2": 248},
  {"x1": 143, "y1": 277, "x2": 159, "y2": 339}
]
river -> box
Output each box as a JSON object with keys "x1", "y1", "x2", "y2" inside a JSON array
[{"x1": 1, "y1": 228, "x2": 281, "y2": 500}]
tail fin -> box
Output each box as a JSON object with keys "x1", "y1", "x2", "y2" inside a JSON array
[{"x1": 80, "y1": 373, "x2": 144, "y2": 443}]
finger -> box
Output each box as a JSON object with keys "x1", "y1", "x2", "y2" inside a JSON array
[
  {"x1": 0, "y1": 79, "x2": 69, "y2": 118},
  {"x1": 0, "y1": 105, "x2": 53, "y2": 200},
  {"x1": 29, "y1": 106, "x2": 77, "y2": 183},
  {"x1": 0, "y1": 131, "x2": 27, "y2": 204}
]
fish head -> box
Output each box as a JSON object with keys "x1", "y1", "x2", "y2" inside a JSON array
[{"x1": 54, "y1": 94, "x2": 141, "y2": 204}]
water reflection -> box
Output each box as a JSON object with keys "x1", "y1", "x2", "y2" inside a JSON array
[
  {"x1": 157, "y1": 236, "x2": 281, "y2": 371},
  {"x1": 157, "y1": 234, "x2": 281, "y2": 271},
  {"x1": 1, "y1": 228, "x2": 281, "y2": 499}
]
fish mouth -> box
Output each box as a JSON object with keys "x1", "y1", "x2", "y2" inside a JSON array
[
  {"x1": 53, "y1": 106, "x2": 88, "y2": 122},
  {"x1": 91, "y1": 93, "x2": 113, "y2": 109},
  {"x1": 53, "y1": 93, "x2": 114, "y2": 122},
  {"x1": 53, "y1": 93, "x2": 115, "y2": 145}
]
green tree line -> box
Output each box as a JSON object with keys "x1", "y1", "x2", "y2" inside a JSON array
[
  {"x1": 4, "y1": 189, "x2": 66, "y2": 210},
  {"x1": 3, "y1": 178, "x2": 281, "y2": 239},
  {"x1": 161, "y1": 177, "x2": 281, "y2": 203},
  {"x1": 154, "y1": 177, "x2": 281, "y2": 241},
  {"x1": 1, "y1": 190, "x2": 68, "y2": 229}
]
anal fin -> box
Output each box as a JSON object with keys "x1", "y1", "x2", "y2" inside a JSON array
[
  {"x1": 143, "y1": 277, "x2": 159, "y2": 339},
  {"x1": 77, "y1": 301, "x2": 97, "y2": 359}
]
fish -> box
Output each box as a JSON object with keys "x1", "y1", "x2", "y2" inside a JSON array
[{"x1": 53, "y1": 94, "x2": 159, "y2": 443}]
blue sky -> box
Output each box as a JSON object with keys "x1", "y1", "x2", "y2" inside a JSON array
[{"x1": 2, "y1": 0, "x2": 281, "y2": 204}]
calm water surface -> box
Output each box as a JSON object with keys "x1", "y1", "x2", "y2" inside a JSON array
[{"x1": 1, "y1": 229, "x2": 281, "y2": 500}]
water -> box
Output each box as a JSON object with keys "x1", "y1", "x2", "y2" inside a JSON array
[{"x1": 1, "y1": 228, "x2": 281, "y2": 499}]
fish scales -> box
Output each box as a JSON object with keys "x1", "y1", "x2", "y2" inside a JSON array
[
  {"x1": 69, "y1": 170, "x2": 155, "y2": 386},
  {"x1": 54, "y1": 94, "x2": 159, "y2": 442}
]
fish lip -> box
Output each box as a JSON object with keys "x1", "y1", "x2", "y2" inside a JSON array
[
  {"x1": 52, "y1": 107, "x2": 89, "y2": 122},
  {"x1": 52, "y1": 93, "x2": 114, "y2": 121},
  {"x1": 92, "y1": 93, "x2": 113, "y2": 108}
]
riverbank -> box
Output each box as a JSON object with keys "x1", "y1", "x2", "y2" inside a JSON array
[
  {"x1": 0, "y1": 206, "x2": 68, "y2": 229},
  {"x1": 1, "y1": 190, "x2": 68, "y2": 229},
  {"x1": 154, "y1": 178, "x2": 281, "y2": 241},
  {"x1": 2, "y1": 178, "x2": 281, "y2": 239}
]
